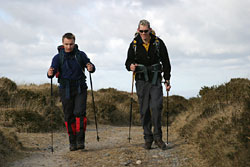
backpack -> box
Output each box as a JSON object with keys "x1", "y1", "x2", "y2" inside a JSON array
[
  {"x1": 132, "y1": 30, "x2": 161, "y2": 63},
  {"x1": 56, "y1": 45, "x2": 85, "y2": 79},
  {"x1": 132, "y1": 31, "x2": 162, "y2": 84}
]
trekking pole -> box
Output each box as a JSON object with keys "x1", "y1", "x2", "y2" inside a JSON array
[
  {"x1": 50, "y1": 78, "x2": 54, "y2": 153},
  {"x1": 162, "y1": 81, "x2": 170, "y2": 144},
  {"x1": 89, "y1": 72, "x2": 100, "y2": 142},
  {"x1": 128, "y1": 72, "x2": 135, "y2": 143},
  {"x1": 166, "y1": 90, "x2": 169, "y2": 144}
]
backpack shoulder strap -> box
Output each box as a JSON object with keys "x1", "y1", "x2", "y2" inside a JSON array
[
  {"x1": 57, "y1": 45, "x2": 64, "y2": 72},
  {"x1": 133, "y1": 39, "x2": 137, "y2": 55},
  {"x1": 132, "y1": 32, "x2": 140, "y2": 56},
  {"x1": 56, "y1": 46, "x2": 64, "y2": 81},
  {"x1": 75, "y1": 51, "x2": 85, "y2": 74},
  {"x1": 154, "y1": 36, "x2": 160, "y2": 50},
  {"x1": 76, "y1": 51, "x2": 83, "y2": 64},
  {"x1": 59, "y1": 50, "x2": 64, "y2": 70},
  {"x1": 153, "y1": 36, "x2": 161, "y2": 62}
]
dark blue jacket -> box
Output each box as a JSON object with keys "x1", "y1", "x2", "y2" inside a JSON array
[{"x1": 48, "y1": 44, "x2": 95, "y2": 89}]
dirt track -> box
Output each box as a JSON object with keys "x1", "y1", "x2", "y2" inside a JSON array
[{"x1": 4, "y1": 125, "x2": 208, "y2": 167}]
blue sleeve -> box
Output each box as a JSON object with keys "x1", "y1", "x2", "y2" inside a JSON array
[
  {"x1": 81, "y1": 51, "x2": 96, "y2": 73},
  {"x1": 47, "y1": 54, "x2": 60, "y2": 78}
]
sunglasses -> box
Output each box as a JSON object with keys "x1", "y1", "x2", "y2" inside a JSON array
[{"x1": 139, "y1": 30, "x2": 149, "y2": 33}]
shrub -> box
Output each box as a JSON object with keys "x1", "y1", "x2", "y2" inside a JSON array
[
  {"x1": 0, "y1": 77, "x2": 17, "y2": 92},
  {"x1": 0, "y1": 128, "x2": 22, "y2": 165},
  {"x1": 0, "y1": 88, "x2": 10, "y2": 106}
]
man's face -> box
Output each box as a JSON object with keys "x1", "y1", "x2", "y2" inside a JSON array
[
  {"x1": 138, "y1": 25, "x2": 151, "y2": 40},
  {"x1": 63, "y1": 38, "x2": 75, "y2": 52}
]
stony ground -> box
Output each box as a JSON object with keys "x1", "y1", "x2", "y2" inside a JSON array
[{"x1": 4, "y1": 125, "x2": 209, "y2": 167}]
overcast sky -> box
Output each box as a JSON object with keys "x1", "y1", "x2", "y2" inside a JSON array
[{"x1": 0, "y1": 0, "x2": 249, "y2": 98}]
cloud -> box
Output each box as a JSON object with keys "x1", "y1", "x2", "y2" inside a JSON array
[{"x1": 0, "y1": 0, "x2": 249, "y2": 98}]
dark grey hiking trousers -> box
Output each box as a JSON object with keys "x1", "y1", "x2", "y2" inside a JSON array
[
  {"x1": 135, "y1": 79, "x2": 163, "y2": 142},
  {"x1": 60, "y1": 86, "x2": 87, "y2": 145}
]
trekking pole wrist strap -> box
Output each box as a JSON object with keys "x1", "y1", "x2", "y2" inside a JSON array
[{"x1": 165, "y1": 80, "x2": 170, "y2": 86}]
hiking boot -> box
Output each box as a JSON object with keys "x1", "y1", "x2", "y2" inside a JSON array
[
  {"x1": 69, "y1": 144, "x2": 77, "y2": 151},
  {"x1": 76, "y1": 132, "x2": 85, "y2": 150},
  {"x1": 144, "y1": 141, "x2": 153, "y2": 150},
  {"x1": 155, "y1": 139, "x2": 167, "y2": 150},
  {"x1": 77, "y1": 143, "x2": 85, "y2": 150}
]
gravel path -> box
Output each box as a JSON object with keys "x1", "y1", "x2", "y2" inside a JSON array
[{"x1": 4, "y1": 125, "x2": 208, "y2": 167}]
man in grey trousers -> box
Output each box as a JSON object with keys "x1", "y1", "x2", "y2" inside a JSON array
[{"x1": 125, "y1": 19, "x2": 171, "y2": 150}]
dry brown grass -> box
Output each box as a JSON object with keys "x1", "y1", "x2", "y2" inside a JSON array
[
  {"x1": 173, "y1": 78, "x2": 250, "y2": 167},
  {"x1": 0, "y1": 77, "x2": 249, "y2": 166},
  {"x1": 0, "y1": 127, "x2": 22, "y2": 166}
]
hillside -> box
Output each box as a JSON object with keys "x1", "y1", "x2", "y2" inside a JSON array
[
  {"x1": 173, "y1": 78, "x2": 250, "y2": 166},
  {"x1": 0, "y1": 77, "x2": 249, "y2": 166}
]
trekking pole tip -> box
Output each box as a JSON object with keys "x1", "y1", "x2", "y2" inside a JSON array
[
  {"x1": 49, "y1": 146, "x2": 54, "y2": 154},
  {"x1": 97, "y1": 136, "x2": 100, "y2": 142}
]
